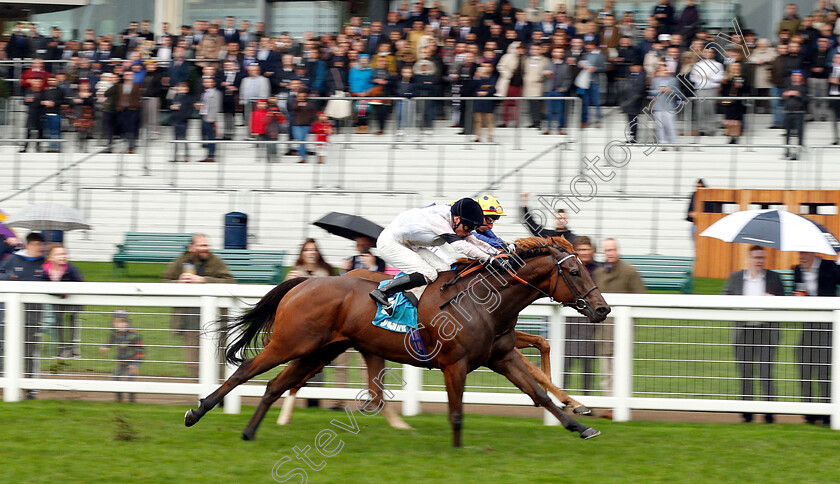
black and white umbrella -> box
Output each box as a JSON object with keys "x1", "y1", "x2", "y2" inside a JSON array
[{"x1": 700, "y1": 209, "x2": 840, "y2": 256}]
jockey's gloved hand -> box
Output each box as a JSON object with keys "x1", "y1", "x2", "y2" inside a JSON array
[{"x1": 488, "y1": 256, "x2": 514, "y2": 274}]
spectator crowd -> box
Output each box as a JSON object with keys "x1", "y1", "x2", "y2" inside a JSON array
[{"x1": 5, "y1": 1, "x2": 840, "y2": 157}]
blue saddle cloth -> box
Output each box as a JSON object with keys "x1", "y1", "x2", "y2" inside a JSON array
[{"x1": 372, "y1": 273, "x2": 419, "y2": 333}]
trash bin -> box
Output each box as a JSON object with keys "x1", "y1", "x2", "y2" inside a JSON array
[
  {"x1": 42, "y1": 230, "x2": 64, "y2": 244},
  {"x1": 224, "y1": 212, "x2": 248, "y2": 249}
]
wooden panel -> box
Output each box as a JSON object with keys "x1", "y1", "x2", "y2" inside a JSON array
[{"x1": 694, "y1": 189, "x2": 840, "y2": 279}]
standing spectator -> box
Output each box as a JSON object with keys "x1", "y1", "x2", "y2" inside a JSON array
[
  {"x1": 40, "y1": 243, "x2": 84, "y2": 359},
  {"x1": 394, "y1": 65, "x2": 417, "y2": 138},
  {"x1": 239, "y1": 64, "x2": 270, "y2": 133},
  {"x1": 783, "y1": 70, "x2": 808, "y2": 160},
  {"x1": 169, "y1": 82, "x2": 192, "y2": 162},
  {"x1": 96, "y1": 73, "x2": 119, "y2": 153},
  {"x1": 686, "y1": 178, "x2": 713, "y2": 245},
  {"x1": 677, "y1": 0, "x2": 700, "y2": 41},
  {"x1": 369, "y1": 56, "x2": 393, "y2": 135},
  {"x1": 196, "y1": 24, "x2": 223, "y2": 67},
  {"x1": 793, "y1": 251, "x2": 838, "y2": 425},
  {"x1": 289, "y1": 89, "x2": 318, "y2": 163},
  {"x1": 21, "y1": 59, "x2": 50, "y2": 90},
  {"x1": 265, "y1": 97, "x2": 286, "y2": 162},
  {"x1": 652, "y1": 0, "x2": 675, "y2": 34},
  {"x1": 349, "y1": 54, "x2": 374, "y2": 134},
  {"x1": 162, "y1": 234, "x2": 234, "y2": 378},
  {"x1": 593, "y1": 238, "x2": 646, "y2": 402},
  {"x1": 578, "y1": 40, "x2": 606, "y2": 128},
  {"x1": 523, "y1": 43, "x2": 550, "y2": 130},
  {"x1": 829, "y1": 53, "x2": 840, "y2": 144},
  {"x1": 622, "y1": 62, "x2": 648, "y2": 143},
  {"x1": 341, "y1": 236, "x2": 386, "y2": 273},
  {"x1": 414, "y1": 60, "x2": 438, "y2": 135},
  {"x1": 520, "y1": 192, "x2": 577, "y2": 243},
  {"x1": 650, "y1": 63, "x2": 680, "y2": 150},
  {"x1": 99, "y1": 310, "x2": 144, "y2": 403},
  {"x1": 451, "y1": 51, "x2": 477, "y2": 133},
  {"x1": 690, "y1": 48, "x2": 724, "y2": 136},
  {"x1": 807, "y1": 37, "x2": 831, "y2": 121},
  {"x1": 116, "y1": 70, "x2": 142, "y2": 154},
  {"x1": 748, "y1": 39, "x2": 777, "y2": 115},
  {"x1": 71, "y1": 79, "x2": 95, "y2": 152},
  {"x1": 769, "y1": 43, "x2": 790, "y2": 129},
  {"x1": 778, "y1": 3, "x2": 801, "y2": 36},
  {"x1": 544, "y1": 47, "x2": 574, "y2": 135},
  {"x1": 564, "y1": 236, "x2": 602, "y2": 394},
  {"x1": 723, "y1": 245, "x2": 785, "y2": 424},
  {"x1": 472, "y1": 63, "x2": 496, "y2": 142},
  {"x1": 196, "y1": 76, "x2": 221, "y2": 163},
  {"x1": 219, "y1": 60, "x2": 242, "y2": 140},
  {"x1": 141, "y1": 60, "x2": 164, "y2": 139},
  {"x1": 310, "y1": 111, "x2": 333, "y2": 165},
  {"x1": 20, "y1": 78, "x2": 46, "y2": 153},
  {"x1": 496, "y1": 42, "x2": 525, "y2": 128},
  {"x1": 721, "y1": 62, "x2": 749, "y2": 144},
  {"x1": 0, "y1": 232, "x2": 46, "y2": 399}
]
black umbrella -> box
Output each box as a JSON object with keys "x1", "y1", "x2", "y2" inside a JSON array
[{"x1": 313, "y1": 212, "x2": 384, "y2": 245}]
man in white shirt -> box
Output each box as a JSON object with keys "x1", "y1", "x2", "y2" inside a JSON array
[
  {"x1": 723, "y1": 245, "x2": 785, "y2": 424},
  {"x1": 689, "y1": 48, "x2": 725, "y2": 136},
  {"x1": 793, "y1": 251, "x2": 839, "y2": 425}
]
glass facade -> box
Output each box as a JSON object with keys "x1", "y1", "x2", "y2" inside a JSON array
[
  {"x1": 183, "y1": 0, "x2": 260, "y2": 26},
  {"x1": 269, "y1": 1, "x2": 342, "y2": 37},
  {"x1": 31, "y1": 0, "x2": 155, "y2": 40}
]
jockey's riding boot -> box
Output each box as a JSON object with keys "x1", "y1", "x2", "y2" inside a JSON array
[{"x1": 370, "y1": 273, "x2": 427, "y2": 313}]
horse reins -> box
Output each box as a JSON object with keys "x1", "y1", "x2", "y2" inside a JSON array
[{"x1": 438, "y1": 251, "x2": 597, "y2": 313}]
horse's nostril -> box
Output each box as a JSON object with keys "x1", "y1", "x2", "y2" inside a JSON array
[{"x1": 596, "y1": 307, "x2": 610, "y2": 315}]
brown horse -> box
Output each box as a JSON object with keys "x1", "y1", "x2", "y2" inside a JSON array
[{"x1": 185, "y1": 236, "x2": 610, "y2": 446}]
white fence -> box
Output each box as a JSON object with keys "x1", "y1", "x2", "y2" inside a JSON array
[{"x1": 0, "y1": 282, "x2": 838, "y2": 430}]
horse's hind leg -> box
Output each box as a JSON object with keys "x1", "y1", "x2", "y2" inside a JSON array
[
  {"x1": 360, "y1": 352, "x2": 412, "y2": 430},
  {"x1": 488, "y1": 349, "x2": 599, "y2": 440},
  {"x1": 242, "y1": 343, "x2": 350, "y2": 441},
  {"x1": 185, "y1": 339, "x2": 295, "y2": 427}
]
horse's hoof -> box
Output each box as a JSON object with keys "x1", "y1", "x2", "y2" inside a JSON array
[
  {"x1": 580, "y1": 427, "x2": 601, "y2": 439},
  {"x1": 184, "y1": 409, "x2": 199, "y2": 427},
  {"x1": 242, "y1": 430, "x2": 256, "y2": 441},
  {"x1": 573, "y1": 405, "x2": 592, "y2": 415}
]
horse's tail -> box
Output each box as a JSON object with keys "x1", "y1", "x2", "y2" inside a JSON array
[{"x1": 224, "y1": 277, "x2": 309, "y2": 365}]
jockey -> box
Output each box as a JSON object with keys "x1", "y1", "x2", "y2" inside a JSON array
[
  {"x1": 370, "y1": 198, "x2": 513, "y2": 311},
  {"x1": 473, "y1": 195, "x2": 507, "y2": 249}
]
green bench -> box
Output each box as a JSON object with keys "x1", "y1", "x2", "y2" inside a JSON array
[
  {"x1": 622, "y1": 255, "x2": 694, "y2": 294},
  {"x1": 113, "y1": 232, "x2": 286, "y2": 284}
]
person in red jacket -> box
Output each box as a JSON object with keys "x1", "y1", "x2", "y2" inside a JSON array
[
  {"x1": 250, "y1": 98, "x2": 285, "y2": 163},
  {"x1": 310, "y1": 111, "x2": 333, "y2": 164},
  {"x1": 21, "y1": 59, "x2": 51, "y2": 90}
]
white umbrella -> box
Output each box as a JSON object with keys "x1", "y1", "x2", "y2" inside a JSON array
[
  {"x1": 699, "y1": 209, "x2": 839, "y2": 256},
  {"x1": 5, "y1": 203, "x2": 92, "y2": 231}
]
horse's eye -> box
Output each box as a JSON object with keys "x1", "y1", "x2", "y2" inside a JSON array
[{"x1": 570, "y1": 270, "x2": 580, "y2": 277}]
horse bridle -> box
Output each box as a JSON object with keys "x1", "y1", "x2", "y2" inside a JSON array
[{"x1": 504, "y1": 251, "x2": 597, "y2": 313}]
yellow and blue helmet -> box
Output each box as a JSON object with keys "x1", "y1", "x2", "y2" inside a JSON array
[{"x1": 477, "y1": 195, "x2": 506, "y2": 217}]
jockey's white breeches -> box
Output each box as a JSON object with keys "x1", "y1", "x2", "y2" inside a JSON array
[{"x1": 376, "y1": 231, "x2": 451, "y2": 282}]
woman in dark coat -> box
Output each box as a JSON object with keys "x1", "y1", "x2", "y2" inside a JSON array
[{"x1": 721, "y1": 62, "x2": 749, "y2": 144}]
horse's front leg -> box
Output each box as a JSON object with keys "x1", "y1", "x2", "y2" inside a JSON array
[
  {"x1": 488, "y1": 349, "x2": 599, "y2": 440},
  {"x1": 441, "y1": 360, "x2": 468, "y2": 447},
  {"x1": 514, "y1": 331, "x2": 590, "y2": 415}
]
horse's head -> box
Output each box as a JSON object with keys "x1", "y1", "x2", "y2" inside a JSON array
[{"x1": 514, "y1": 237, "x2": 610, "y2": 323}]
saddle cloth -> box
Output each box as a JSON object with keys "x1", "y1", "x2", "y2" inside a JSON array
[{"x1": 371, "y1": 273, "x2": 427, "y2": 333}]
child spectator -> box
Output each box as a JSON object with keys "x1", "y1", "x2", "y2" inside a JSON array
[
  {"x1": 100, "y1": 309, "x2": 144, "y2": 403},
  {"x1": 310, "y1": 111, "x2": 333, "y2": 164},
  {"x1": 265, "y1": 97, "x2": 286, "y2": 162},
  {"x1": 169, "y1": 82, "x2": 192, "y2": 162},
  {"x1": 250, "y1": 97, "x2": 270, "y2": 151}
]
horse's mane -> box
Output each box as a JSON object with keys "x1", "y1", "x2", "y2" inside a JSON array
[
  {"x1": 451, "y1": 236, "x2": 574, "y2": 267},
  {"x1": 513, "y1": 236, "x2": 575, "y2": 258}
]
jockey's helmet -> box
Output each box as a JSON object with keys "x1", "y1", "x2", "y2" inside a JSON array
[
  {"x1": 477, "y1": 195, "x2": 506, "y2": 217},
  {"x1": 450, "y1": 198, "x2": 485, "y2": 228}
]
